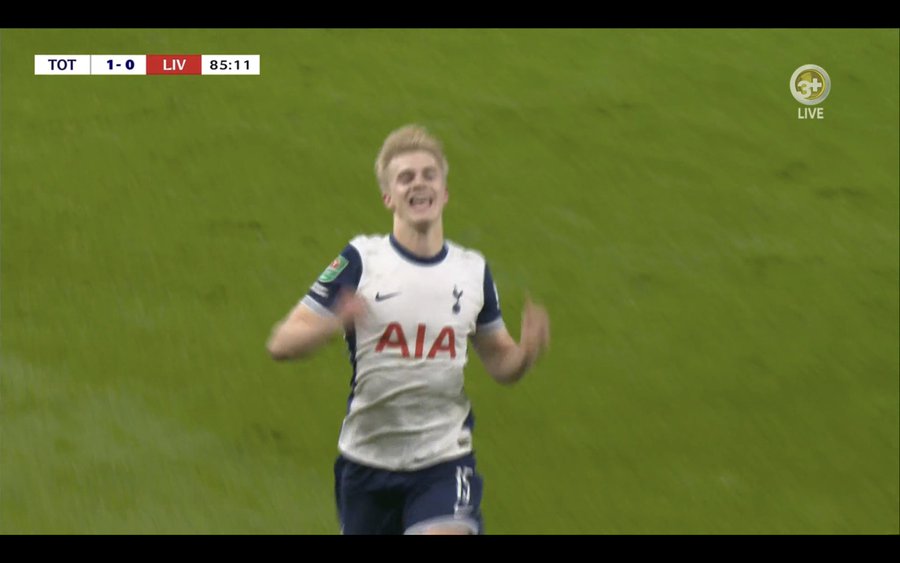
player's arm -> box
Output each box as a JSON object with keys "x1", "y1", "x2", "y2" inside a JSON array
[
  {"x1": 267, "y1": 245, "x2": 364, "y2": 362},
  {"x1": 267, "y1": 291, "x2": 363, "y2": 361},
  {"x1": 470, "y1": 262, "x2": 550, "y2": 385},
  {"x1": 472, "y1": 298, "x2": 550, "y2": 385}
]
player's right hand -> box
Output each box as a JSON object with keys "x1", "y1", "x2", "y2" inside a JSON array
[{"x1": 334, "y1": 288, "x2": 367, "y2": 327}]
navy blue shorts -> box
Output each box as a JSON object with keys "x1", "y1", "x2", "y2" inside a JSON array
[{"x1": 334, "y1": 453, "x2": 484, "y2": 535}]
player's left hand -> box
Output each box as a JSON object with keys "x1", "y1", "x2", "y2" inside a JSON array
[{"x1": 520, "y1": 297, "x2": 550, "y2": 365}]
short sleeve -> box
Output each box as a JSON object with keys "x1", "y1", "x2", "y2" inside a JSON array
[
  {"x1": 300, "y1": 244, "x2": 363, "y2": 316},
  {"x1": 476, "y1": 262, "x2": 504, "y2": 332}
]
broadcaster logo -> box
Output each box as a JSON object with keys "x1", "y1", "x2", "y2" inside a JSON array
[{"x1": 790, "y1": 64, "x2": 831, "y2": 106}]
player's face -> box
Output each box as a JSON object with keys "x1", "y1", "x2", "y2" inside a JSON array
[{"x1": 383, "y1": 151, "x2": 449, "y2": 228}]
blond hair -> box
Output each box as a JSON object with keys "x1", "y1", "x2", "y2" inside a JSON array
[{"x1": 374, "y1": 124, "x2": 449, "y2": 193}]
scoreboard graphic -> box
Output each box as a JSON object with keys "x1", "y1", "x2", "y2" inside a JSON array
[{"x1": 35, "y1": 55, "x2": 260, "y2": 75}]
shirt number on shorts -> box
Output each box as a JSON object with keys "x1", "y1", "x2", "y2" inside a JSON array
[{"x1": 454, "y1": 466, "x2": 474, "y2": 514}]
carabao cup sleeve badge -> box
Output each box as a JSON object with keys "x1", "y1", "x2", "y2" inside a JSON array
[{"x1": 318, "y1": 255, "x2": 349, "y2": 283}]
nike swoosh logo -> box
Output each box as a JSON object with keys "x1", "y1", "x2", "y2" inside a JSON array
[{"x1": 374, "y1": 291, "x2": 401, "y2": 302}]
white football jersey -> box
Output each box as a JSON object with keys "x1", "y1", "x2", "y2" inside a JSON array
[{"x1": 302, "y1": 234, "x2": 504, "y2": 471}]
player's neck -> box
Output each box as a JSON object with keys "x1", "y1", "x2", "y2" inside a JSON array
[{"x1": 392, "y1": 219, "x2": 445, "y2": 258}]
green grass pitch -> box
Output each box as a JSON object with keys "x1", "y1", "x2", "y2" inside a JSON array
[{"x1": 2, "y1": 29, "x2": 897, "y2": 533}]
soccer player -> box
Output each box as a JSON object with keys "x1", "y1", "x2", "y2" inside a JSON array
[{"x1": 267, "y1": 124, "x2": 550, "y2": 535}]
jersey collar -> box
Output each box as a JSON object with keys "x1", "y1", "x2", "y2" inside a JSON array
[{"x1": 389, "y1": 234, "x2": 448, "y2": 265}]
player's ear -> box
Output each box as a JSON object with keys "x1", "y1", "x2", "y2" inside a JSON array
[{"x1": 382, "y1": 192, "x2": 394, "y2": 210}]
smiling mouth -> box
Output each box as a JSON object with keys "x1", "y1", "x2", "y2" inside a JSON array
[{"x1": 408, "y1": 195, "x2": 433, "y2": 210}]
